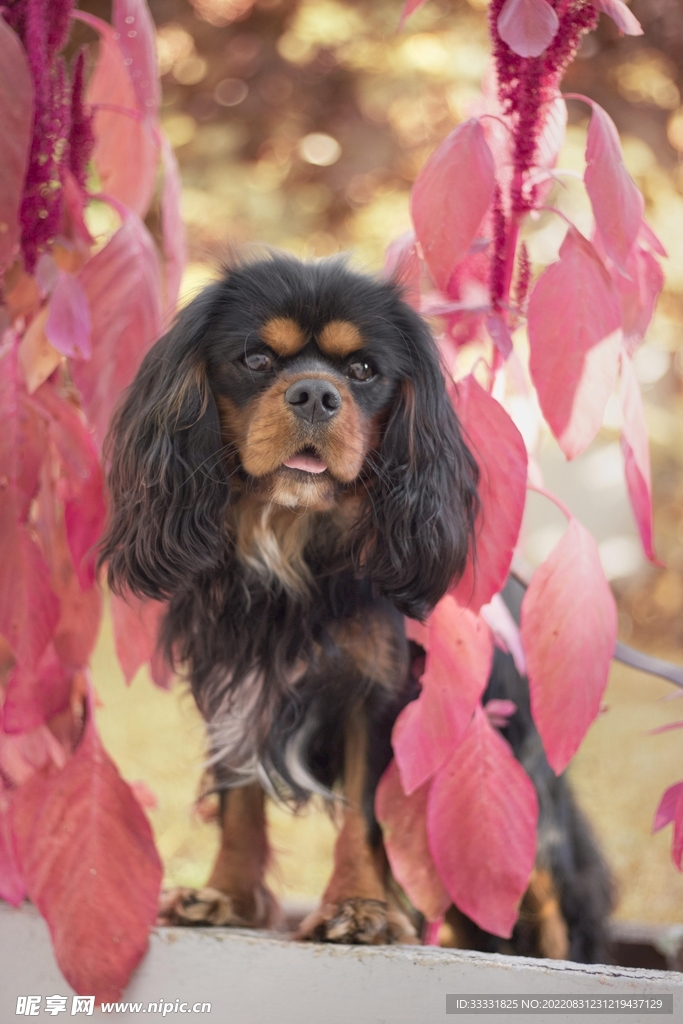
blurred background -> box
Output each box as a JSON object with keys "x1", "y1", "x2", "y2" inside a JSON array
[{"x1": 73, "y1": 0, "x2": 683, "y2": 936}]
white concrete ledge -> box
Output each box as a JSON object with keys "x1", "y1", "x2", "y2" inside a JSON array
[{"x1": 0, "y1": 904, "x2": 680, "y2": 1022}]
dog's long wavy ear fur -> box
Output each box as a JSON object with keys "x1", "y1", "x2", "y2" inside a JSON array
[
  {"x1": 99, "y1": 286, "x2": 230, "y2": 599},
  {"x1": 355, "y1": 306, "x2": 479, "y2": 621}
]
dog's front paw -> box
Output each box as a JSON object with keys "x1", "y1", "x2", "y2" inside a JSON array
[
  {"x1": 296, "y1": 897, "x2": 418, "y2": 945},
  {"x1": 157, "y1": 884, "x2": 279, "y2": 928}
]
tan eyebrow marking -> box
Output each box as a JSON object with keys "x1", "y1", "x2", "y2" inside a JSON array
[
  {"x1": 260, "y1": 317, "x2": 306, "y2": 356},
  {"x1": 318, "y1": 320, "x2": 364, "y2": 358}
]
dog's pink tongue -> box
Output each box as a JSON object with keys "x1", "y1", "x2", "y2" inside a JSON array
[{"x1": 284, "y1": 454, "x2": 328, "y2": 474}]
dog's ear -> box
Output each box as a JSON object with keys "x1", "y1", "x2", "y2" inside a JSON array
[
  {"x1": 353, "y1": 308, "x2": 479, "y2": 621},
  {"x1": 99, "y1": 286, "x2": 230, "y2": 599}
]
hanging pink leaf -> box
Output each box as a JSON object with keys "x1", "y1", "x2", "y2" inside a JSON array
[
  {"x1": 618, "y1": 246, "x2": 664, "y2": 356},
  {"x1": 0, "y1": 787, "x2": 25, "y2": 906},
  {"x1": 375, "y1": 760, "x2": 450, "y2": 921},
  {"x1": 427, "y1": 704, "x2": 538, "y2": 937},
  {"x1": 585, "y1": 103, "x2": 644, "y2": 270},
  {"x1": 384, "y1": 232, "x2": 421, "y2": 309},
  {"x1": 480, "y1": 593, "x2": 526, "y2": 675},
  {"x1": 521, "y1": 518, "x2": 617, "y2": 775},
  {"x1": 653, "y1": 781, "x2": 683, "y2": 833},
  {"x1": 0, "y1": 724, "x2": 67, "y2": 788},
  {"x1": 112, "y1": 0, "x2": 161, "y2": 117},
  {"x1": 35, "y1": 382, "x2": 106, "y2": 589},
  {"x1": 620, "y1": 354, "x2": 657, "y2": 563},
  {"x1": 160, "y1": 136, "x2": 187, "y2": 313},
  {"x1": 528, "y1": 227, "x2": 622, "y2": 460},
  {"x1": 12, "y1": 715, "x2": 163, "y2": 1001},
  {"x1": 76, "y1": 12, "x2": 159, "y2": 218},
  {"x1": 592, "y1": 0, "x2": 643, "y2": 35},
  {"x1": 3, "y1": 644, "x2": 72, "y2": 733},
  {"x1": 0, "y1": 15, "x2": 33, "y2": 272},
  {"x1": 450, "y1": 376, "x2": 528, "y2": 612},
  {"x1": 497, "y1": 0, "x2": 560, "y2": 58},
  {"x1": 393, "y1": 598, "x2": 492, "y2": 794},
  {"x1": 74, "y1": 215, "x2": 162, "y2": 450},
  {"x1": 111, "y1": 591, "x2": 171, "y2": 689},
  {"x1": 411, "y1": 120, "x2": 496, "y2": 293},
  {"x1": 398, "y1": 0, "x2": 429, "y2": 29},
  {"x1": 45, "y1": 272, "x2": 92, "y2": 361}
]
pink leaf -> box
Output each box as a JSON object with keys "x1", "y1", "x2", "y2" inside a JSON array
[
  {"x1": 585, "y1": 104, "x2": 644, "y2": 270},
  {"x1": 486, "y1": 314, "x2": 513, "y2": 359},
  {"x1": 0, "y1": 787, "x2": 25, "y2": 906},
  {"x1": 375, "y1": 760, "x2": 450, "y2": 921},
  {"x1": 450, "y1": 376, "x2": 528, "y2": 612},
  {"x1": 76, "y1": 12, "x2": 159, "y2": 218},
  {"x1": 393, "y1": 598, "x2": 492, "y2": 794},
  {"x1": 480, "y1": 593, "x2": 526, "y2": 675},
  {"x1": 528, "y1": 227, "x2": 622, "y2": 459},
  {"x1": 592, "y1": 0, "x2": 643, "y2": 35},
  {"x1": 160, "y1": 137, "x2": 187, "y2": 313},
  {"x1": 74, "y1": 215, "x2": 162, "y2": 450},
  {"x1": 0, "y1": 15, "x2": 33, "y2": 272},
  {"x1": 3, "y1": 644, "x2": 72, "y2": 734},
  {"x1": 111, "y1": 591, "x2": 171, "y2": 689},
  {"x1": 521, "y1": 518, "x2": 617, "y2": 774},
  {"x1": 398, "y1": 0, "x2": 429, "y2": 29},
  {"x1": 639, "y1": 220, "x2": 667, "y2": 259},
  {"x1": 427, "y1": 704, "x2": 538, "y2": 937},
  {"x1": 12, "y1": 716, "x2": 163, "y2": 1001},
  {"x1": 618, "y1": 246, "x2": 664, "y2": 356},
  {"x1": 34, "y1": 381, "x2": 106, "y2": 589},
  {"x1": 384, "y1": 232, "x2": 421, "y2": 309},
  {"x1": 112, "y1": 0, "x2": 161, "y2": 116},
  {"x1": 411, "y1": 120, "x2": 496, "y2": 293},
  {"x1": 45, "y1": 272, "x2": 92, "y2": 360},
  {"x1": 497, "y1": 0, "x2": 560, "y2": 58},
  {"x1": 653, "y1": 781, "x2": 683, "y2": 833},
  {"x1": 620, "y1": 354, "x2": 657, "y2": 562},
  {"x1": 0, "y1": 724, "x2": 67, "y2": 788}
]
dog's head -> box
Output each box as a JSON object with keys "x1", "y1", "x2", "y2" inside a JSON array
[{"x1": 100, "y1": 255, "x2": 478, "y2": 619}]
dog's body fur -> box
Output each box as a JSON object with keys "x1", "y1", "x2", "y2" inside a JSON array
[{"x1": 101, "y1": 255, "x2": 612, "y2": 953}]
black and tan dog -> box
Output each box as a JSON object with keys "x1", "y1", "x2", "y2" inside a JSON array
[{"x1": 100, "y1": 254, "x2": 612, "y2": 956}]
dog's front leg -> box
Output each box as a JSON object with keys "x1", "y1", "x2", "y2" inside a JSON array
[
  {"x1": 158, "y1": 782, "x2": 279, "y2": 928},
  {"x1": 297, "y1": 707, "x2": 417, "y2": 945}
]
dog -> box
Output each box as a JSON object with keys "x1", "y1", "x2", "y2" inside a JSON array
[{"x1": 100, "y1": 253, "x2": 612, "y2": 954}]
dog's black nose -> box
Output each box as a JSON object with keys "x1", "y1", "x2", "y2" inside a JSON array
[{"x1": 285, "y1": 378, "x2": 341, "y2": 422}]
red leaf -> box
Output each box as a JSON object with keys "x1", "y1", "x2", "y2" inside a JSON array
[
  {"x1": 0, "y1": 786, "x2": 25, "y2": 906},
  {"x1": 585, "y1": 104, "x2": 644, "y2": 271},
  {"x1": 0, "y1": 15, "x2": 33, "y2": 272},
  {"x1": 528, "y1": 227, "x2": 622, "y2": 459},
  {"x1": 451, "y1": 376, "x2": 528, "y2": 612},
  {"x1": 35, "y1": 381, "x2": 106, "y2": 589},
  {"x1": 427, "y1": 704, "x2": 538, "y2": 937},
  {"x1": 111, "y1": 591, "x2": 171, "y2": 689},
  {"x1": 521, "y1": 518, "x2": 617, "y2": 774},
  {"x1": 12, "y1": 717, "x2": 162, "y2": 1001},
  {"x1": 45, "y1": 272, "x2": 92, "y2": 360},
  {"x1": 74, "y1": 215, "x2": 162, "y2": 450},
  {"x1": 411, "y1": 120, "x2": 496, "y2": 293},
  {"x1": 497, "y1": 0, "x2": 559, "y2": 58},
  {"x1": 3, "y1": 644, "x2": 73, "y2": 733},
  {"x1": 620, "y1": 354, "x2": 657, "y2": 562},
  {"x1": 112, "y1": 0, "x2": 161, "y2": 116},
  {"x1": 393, "y1": 598, "x2": 492, "y2": 794},
  {"x1": 77, "y1": 12, "x2": 159, "y2": 218},
  {"x1": 593, "y1": 0, "x2": 643, "y2": 35},
  {"x1": 160, "y1": 137, "x2": 186, "y2": 313},
  {"x1": 653, "y1": 781, "x2": 683, "y2": 833},
  {"x1": 375, "y1": 760, "x2": 449, "y2": 921}
]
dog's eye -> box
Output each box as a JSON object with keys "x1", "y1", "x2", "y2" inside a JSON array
[
  {"x1": 243, "y1": 352, "x2": 273, "y2": 372},
  {"x1": 347, "y1": 361, "x2": 374, "y2": 382}
]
